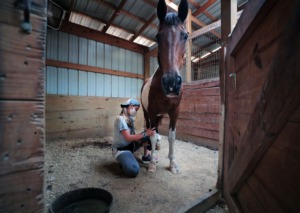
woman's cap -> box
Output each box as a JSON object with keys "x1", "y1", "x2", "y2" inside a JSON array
[{"x1": 120, "y1": 98, "x2": 140, "y2": 107}]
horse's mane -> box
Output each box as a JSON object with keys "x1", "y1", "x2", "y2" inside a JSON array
[{"x1": 163, "y1": 12, "x2": 182, "y2": 26}]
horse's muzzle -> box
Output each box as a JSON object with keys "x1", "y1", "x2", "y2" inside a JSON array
[{"x1": 161, "y1": 74, "x2": 182, "y2": 96}]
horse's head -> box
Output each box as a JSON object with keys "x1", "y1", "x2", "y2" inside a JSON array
[{"x1": 156, "y1": 0, "x2": 188, "y2": 97}]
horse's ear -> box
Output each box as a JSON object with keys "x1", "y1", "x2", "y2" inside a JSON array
[
  {"x1": 178, "y1": 0, "x2": 188, "y2": 23},
  {"x1": 157, "y1": 0, "x2": 167, "y2": 23}
]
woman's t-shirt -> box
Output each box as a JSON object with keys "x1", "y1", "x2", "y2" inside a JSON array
[{"x1": 112, "y1": 115, "x2": 134, "y2": 149}]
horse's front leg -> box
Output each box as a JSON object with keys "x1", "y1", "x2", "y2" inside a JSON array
[
  {"x1": 168, "y1": 128, "x2": 179, "y2": 173},
  {"x1": 148, "y1": 133, "x2": 158, "y2": 172},
  {"x1": 168, "y1": 108, "x2": 180, "y2": 173}
]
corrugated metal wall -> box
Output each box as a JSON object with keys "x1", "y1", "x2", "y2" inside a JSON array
[{"x1": 46, "y1": 29, "x2": 144, "y2": 98}]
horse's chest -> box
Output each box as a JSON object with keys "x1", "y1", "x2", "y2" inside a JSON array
[
  {"x1": 141, "y1": 75, "x2": 181, "y2": 115},
  {"x1": 141, "y1": 77, "x2": 164, "y2": 110}
]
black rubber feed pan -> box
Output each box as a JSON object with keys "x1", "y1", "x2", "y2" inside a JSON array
[{"x1": 49, "y1": 187, "x2": 113, "y2": 213}]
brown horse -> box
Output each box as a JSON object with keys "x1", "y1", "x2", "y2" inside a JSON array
[{"x1": 141, "y1": 0, "x2": 188, "y2": 173}]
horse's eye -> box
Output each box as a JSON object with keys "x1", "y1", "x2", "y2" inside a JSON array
[
  {"x1": 181, "y1": 32, "x2": 188, "y2": 40},
  {"x1": 184, "y1": 33, "x2": 188, "y2": 40}
]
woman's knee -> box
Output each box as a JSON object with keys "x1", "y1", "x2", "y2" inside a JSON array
[
  {"x1": 117, "y1": 151, "x2": 140, "y2": 178},
  {"x1": 123, "y1": 164, "x2": 139, "y2": 178}
]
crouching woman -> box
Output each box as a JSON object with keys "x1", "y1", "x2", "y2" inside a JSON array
[{"x1": 111, "y1": 98, "x2": 156, "y2": 178}]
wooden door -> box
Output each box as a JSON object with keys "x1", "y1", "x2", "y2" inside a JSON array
[{"x1": 222, "y1": 0, "x2": 300, "y2": 212}]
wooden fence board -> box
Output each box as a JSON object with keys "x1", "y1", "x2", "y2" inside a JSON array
[
  {"x1": 46, "y1": 80, "x2": 221, "y2": 149},
  {"x1": 0, "y1": 0, "x2": 46, "y2": 212},
  {"x1": 0, "y1": 101, "x2": 44, "y2": 175},
  {"x1": 0, "y1": 169, "x2": 44, "y2": 212},
  {"x1": 46, "y1": 95, "x2": 144, "y2": 140},
  {"x1": 159, "y1": 80, "x2": 221, "y2": 149}
]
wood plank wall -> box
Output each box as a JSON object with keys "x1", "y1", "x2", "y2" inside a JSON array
[
  {"x1": 46, "y1": 96, "x2": 144, "y2": 141},
  {"x1": 0, "y1": 0, "x2": 47, "y2": 212},
  {"x1": 160, "y1": 79, "x2": 220, "y2": 149},
  {"x1": 46, "y1": 79, "x2": 220, "y2": 150}
]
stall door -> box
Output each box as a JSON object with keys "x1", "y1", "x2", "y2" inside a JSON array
[{"x1": 223, "y1": 0, "x2": 300, "y2": 212}]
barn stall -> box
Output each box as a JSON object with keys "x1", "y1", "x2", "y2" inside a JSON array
[
  {"x1": 44, "y1": 0, "x2": 223, "y2": 211},
  {"x1": 1, "y1": 0, "x2": 299, "y2": 212}
]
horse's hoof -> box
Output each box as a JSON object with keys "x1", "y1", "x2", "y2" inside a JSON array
[
  {"x1": 155, "y1": 143, "x2": 161, "y2": 150},
  {"x1": 169, "y1": 164, "x2": 179, "y2": 174},
  {"x1": 148, "y1": 163, "x2": 156, "y2": 172}
]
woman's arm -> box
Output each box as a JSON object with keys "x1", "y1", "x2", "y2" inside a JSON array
[{"x1": 121, "y1": 128, "x2": 156, "y2": 142}]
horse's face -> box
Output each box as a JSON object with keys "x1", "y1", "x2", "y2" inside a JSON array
[{"x1": 156, "y1": 0, "x2": 188, "y2": 96}]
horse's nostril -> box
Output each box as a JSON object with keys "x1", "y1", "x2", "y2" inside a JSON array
[
  {"x1": 177, "y1": 76, "x2": 182, "y2": 85},
  {"x1": 161, "y1": 74, "x2": 182, "y2": 95},
  {"x1": 162, "y1": 76, "x2": 167, "y2": 85}
]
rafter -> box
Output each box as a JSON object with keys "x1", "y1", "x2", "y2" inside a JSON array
[
  {"x1": 64, "y1": 0, "x2": 75, "y2": 22},
  {"x1": 102, "y1": 0, "x2": 127, "y2": 33},
  {"x1": 61, "y1": 0, "x2": 226, "y2": 49},
  {"x1": 71, "y1": 10, "x2": 135, "y2": 37},
  {"x1": 192, "y1": 0, "x2": 216, "y2": 17},
  {"x1": 130, "y1": 13, "x2": 157, "y2": 42}
]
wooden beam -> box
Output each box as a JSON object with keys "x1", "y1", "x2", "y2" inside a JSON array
[
  {"x1": 221, "y1": 0, "x2": 237, "y2": 41},
  {"x1": 190, "y1": 19, "x2": 221, "y2": 39},
  {"x1": 145, "y1": 47, "x2": 158, "y2": 58},
  {"x1": 144, "y1": 0, "x2": 212, "y2": 29},
  {"x1": 186, "y1": 9, "x2": 192, "y2": 82},
  {"x1": 71, "y1": 10, "x2": 135, "y2": 37},
  {"x1": 102, "y1": 0, "x2": 127, "y2": 33},
  {"x1": 64, "y1": 0, "x2": 75, "y2": 21},
  {"x1": 130, "y1": 13, "x2": 157, "y2": 42},
  {"x1": 220, "y1": 1, "x2": 239, "y2": 210},
  {"x1": 228, "y1": 0, "x2": 275, "y2": 55},
  {"x1": 188, "y1": 0, "x2": 201, "y2": 8},
  {"x1": 203, "y1": 11, "x2": 218, "y2": 22},
  {"x1": 46, "y1": 59, "x2": 144, "y2": 79},
  {"x1": 0, "y1": 0, "x2": 46, "y2": 211},
  {"x1": 60, "y1": 21, "x2": 148, "y2": 54},
  {"x1": 192, "y1": 0, "x2": 216, "y2": 17},
  {"x1": 98, "y1": 0, "x2": 157, "y2": 30}
]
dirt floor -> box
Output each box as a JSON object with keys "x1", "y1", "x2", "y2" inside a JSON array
[{"x1": 44, "y1": 136, "x2": 228, "y2": 213}]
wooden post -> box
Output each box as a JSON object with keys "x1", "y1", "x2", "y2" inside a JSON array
[
  {"x1": 221, "y1": 0, "x2": 237, "y2": 39},
  {"x1": 185, "y1": 9, "x2": 192, "y2": 82},
  {"x1": 218, "y1": 0, "x2": 237, "y2": 191},
  {"x1": 0, "y1": 0, "x2": 47, "y2": 212}
]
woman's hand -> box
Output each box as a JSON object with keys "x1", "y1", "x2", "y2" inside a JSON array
[{"x1": 145, "y1": 127, "x2": 156, "y2": 137}]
